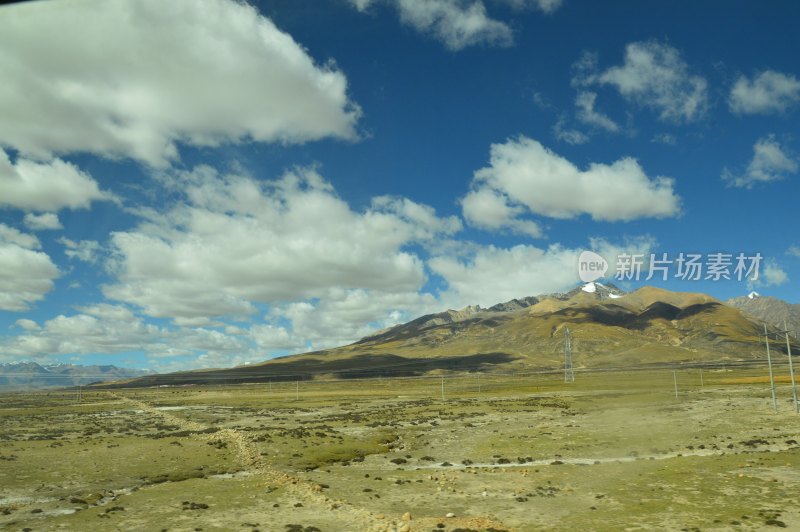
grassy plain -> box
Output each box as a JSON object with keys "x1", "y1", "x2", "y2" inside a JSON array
[{"x1": 1, "y1": 367, "x2": 799, "y2": 531}]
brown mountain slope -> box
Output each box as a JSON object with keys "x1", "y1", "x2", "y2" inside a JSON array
[{"x1": 95, "y1": 286, "x2": 797, "y2": 388}]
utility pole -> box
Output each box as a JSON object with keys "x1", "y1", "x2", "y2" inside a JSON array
[
  {"x1": 763, "y1": 323, "x2": 778, "y2": 413},
  {"x1": 564, "y1": 328, "x2": 575, "y2": 383},
  {"x1": 295, "y1": 380, "x2": 299, "y2": 401},
  {"x1": 673, "y1": 370, "x2": 678, "y2": 399},
  {"x1": 783, "y1": 321, "x2": 798, "y2": 413},
  {"x1": 440, "y1": 376, "x2": 445, "y2": 401}
]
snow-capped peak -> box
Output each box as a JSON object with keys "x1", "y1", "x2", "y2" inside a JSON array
[
  {"x1": 582, "y1": 282, "x2": 597, "y2": 293},
  {"x1": 748, "y1": 291, "x2": 760, "y2": 299}
]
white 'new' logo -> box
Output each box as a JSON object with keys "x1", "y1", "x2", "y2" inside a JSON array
[{"x1": 577, "y1": 250, "x2": 608, "y2": 282}]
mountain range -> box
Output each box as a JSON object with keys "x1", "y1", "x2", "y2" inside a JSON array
[
  {"x1": 726, "y1": 292, "x2": 800, "y2": 339},
  {"x1": 0, "y1": 362, "x2": 152, "y2": 390},
  {"x1": 92, "y1": 283, "x2": 799, "y2": 389}
]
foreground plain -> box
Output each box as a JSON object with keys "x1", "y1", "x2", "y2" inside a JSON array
[{"x1": 1, "y1": 368, "x2": 800, "y2": 531}]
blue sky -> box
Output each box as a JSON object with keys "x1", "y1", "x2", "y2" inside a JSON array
[{"x1": 1, "y1": 0, "x2": 799, "y2": 371}]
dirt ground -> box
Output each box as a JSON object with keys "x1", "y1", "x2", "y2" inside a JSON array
[{"x1": 1, "y1": 368, "x2": 799, "y2": 531}]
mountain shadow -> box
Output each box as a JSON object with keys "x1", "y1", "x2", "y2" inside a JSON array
[{"x1": 96, "y1": 352, "x2": 519, "y2": 388}]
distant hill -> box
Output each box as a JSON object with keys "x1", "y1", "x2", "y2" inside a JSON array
[
  {"x1": 0, "y1": 362, "x2": 152, "y2": 390},
  {"x1": 93, "y1": 284, "x2": 798, "y2": 389},
  {"x1": 726, "y1": 292, "x2": 800, "y2": 338}
]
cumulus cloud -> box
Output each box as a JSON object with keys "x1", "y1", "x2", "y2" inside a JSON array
[
  {"x1": 0, "y1": 224, "x2": 59, "y2": 311},
  {"x1": 497, "y1": 0, "x2": 564, "y2": 13},
  {"x1": 349, "y1": 0, "x2": 564, "y2": 51},
  {"x1": 60, "y1": 238, "x2": 103, "y2": 263},
  {"x1": 23, "y1": 212, "x2": 62, "y2": 231},
  {"x1": 746, "y1": 259, "x2": 789, "y2": 290},
  {"x1": 269, "y1": 288, "x2": 438, "y2": 351},
  {"x1": 461, "y1": 187, "x2": 543, "y2": 237},
  {"x1": 723, "y1": 135, "x2": 798, "y2": 188},
  {"x1": 2, "y1": 303, "x2": 248, "y2": 362},
  {"x1": 356, "y1": 0, "x2": 564, "y2": 15},
  {"x1": 370, "y1": 195, "x2": 463, "y2": 242},
  {"x1": 534, "y1": 0, "x2": 564, "y2": 12},
  {"x1": 103, "y1": 166, "x2": 459, "y2": 324},
  {"x1": 430, "y1": 236, "x2": 655, "y2": 309},
  {"x1": 396, "y1": 0, "x2": 513, "y2": 50},
  {"x1": 576, "y1": 41, "x2": 708, "y2": 123},
  {"x1": 729, "y1": 70, "x2": 800, "y2": 114},
  {"x1": 14, "y1": 318, "x2": 40, "y2": 331},
  {"x1": 0, "y1": 224, "x2": 41, "y2": 250},
  {"x1": 461, "y1": 137, "x2": 680, "y2": 232},
  {"x1": 0, "y1": 0, "x2": 360, "y2": 166},
  {"x1": 349, "y1": 0, "x2": 514, "y2": 50},
  {"x1": 0, "y1": 149, "x2": 109, "y2": 211},
  {"x1": 762, "y1": 261, "x2": 788, "y2": 286},
  {"x1": 350, "y1": 0, "x2": 376, "y2": 10},
  {"x1": 575, "y1": 91, "x2": 619, "y2": 132},
  {"x1": 552, "y1": 119, "x2": 589, "y2": 145},
  {"x1": 250, "y1": 324, "x2": 308, "y2": 352}
]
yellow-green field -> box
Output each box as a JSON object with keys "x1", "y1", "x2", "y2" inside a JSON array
[{"x1": 1, "y1": 367, "x2": 799, "y2": 531}]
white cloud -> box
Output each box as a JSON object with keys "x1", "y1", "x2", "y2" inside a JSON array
[
  {"x1": 755, "y1": 260, "x2": 789, "y2": 287},
  {"x1": 0, "y1": 0, "x2": 360, "y2": 167},
  {"x1": 269, "y1": 288, "x2": 437, "y2": 351},
  {"x1": 103, "y1": 166, "x2": 458, "y2": 324},
  {"x1": 575, "y1": 91, "x2": 619, "y2": 132},
  {"x1": 59, "y1": 237, "x2": 103, "y2": 263},
  {"x1": 430, "y1": 236, "x2": 654, "y2": 309},
  {"x1": 14, "y1": 318, "x2": 40, "y2": 331},
  {"x1": 2, "y1": 304, "x2": 247, "y2": 361},
  {"x1": 0, "y1": 149, "x2": 109, "y2": 211},
  {"x1": 463, "y1": 136, "x2": 680, "y2": 228},
  {"x1": 552, "y1": 119, "x2": 589, "y2": 145},
  {"x1": 23, "y1": 212, "x2": 62, "y2": 231},
  {"x1": 763, "y1": 264, "x2": 788, "y2": 286},
  {"x1": 1, "y1": 289, "x2": 437, "y2": 367},
  {"x1": 580, "y1": 41, "x2": 708, "y2": 123},
  {"x1": 350, "y1": 0, "x2": 513, "y2": 50},
  {"x1": 651, "y1": 133, "x2": 676, "y2": 145},
  {"x1": 723, "y1": 135, "x2": 798, "y2": 188},
  {"x1": 350, "y1": 0, "x2": 377, "y2": 10},
  {"x1": 250, "y1": 324, "x2": 307, "y2": 352},
  {"x1": 498, "y1": 0, "x2": 564, "y2": 14},
  {"x1": 349, "y1": 0, "x2": 563, "y2": 51},
  {"x1": 788, "y1": 245, "x2": 800, "y2": 258},
  {"x1": 0, "y1": 224, "x2": 59, "y2": 311},
  {"x1": 571, "y1": 50, "x2": 598, "y2": 87},
  {"x1": 461, "y1": 187, "x2": 543, "y2": 237},
  {"x1": 534, "y1": 0, "x2": 564, "y2": 12},
  {"x1": 0, "y1": 224, "x2": 41, "y2": 250},
  {"x1": 370, "y1": 195, "x2": 463, "y2": 242},
  {"x1": 75, "y1": 303, "x2": 138, "y2": 322},
  {"x1": 729, "y1": 70, "x2": 800, "y2": 114},
  {"x1": 396, "y1": 0, "x2": 513, "y2": 50}
]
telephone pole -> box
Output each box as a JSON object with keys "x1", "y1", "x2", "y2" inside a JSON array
[
  {"x1": 763, "y1": 323, "x2": 778, "y2": 413},
  {"x1": 564, "y1": 328, "x2": 575, "y2": 383},
  {"x1": 783, "y1": 321, "x2": 798, "y2": 413}
]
